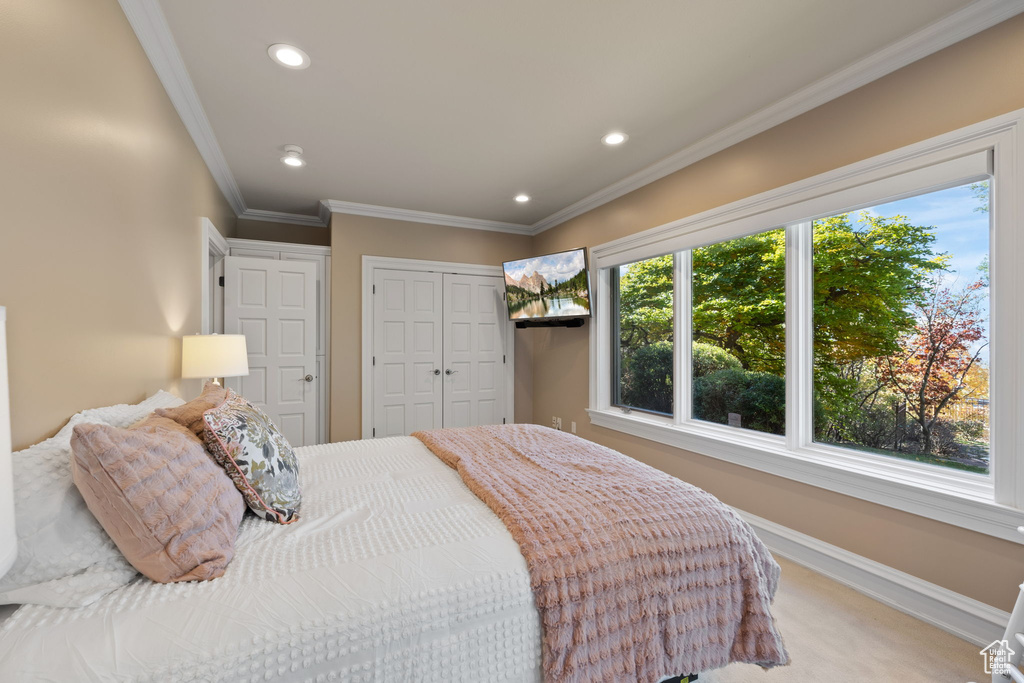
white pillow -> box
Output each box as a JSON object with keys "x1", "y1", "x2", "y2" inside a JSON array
[
  {"x1": 53, "y1": 390, "x2": 184, "y2": 439},
  {"x1": 0, "y1": 390, "x2": 185, "y2": 607}
]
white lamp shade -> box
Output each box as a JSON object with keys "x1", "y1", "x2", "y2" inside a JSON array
[
  {"x1": 181, "y1": 334, "x2": 249, "y2": 379},
  {"x1": 0, "y1": 307, "x2": 17, "y2": 578}
]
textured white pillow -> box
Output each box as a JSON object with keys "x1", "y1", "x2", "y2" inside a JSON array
[
  {"x1": 53, "y1": 390, "x2": 184, "y2": 439},
  {"x1": 0, "y1": 391, "x2": 185, "y2": 607}
]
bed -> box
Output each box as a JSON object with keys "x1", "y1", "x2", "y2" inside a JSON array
[
  {"x1": 0, "y1": 395, "x2": 787, "y2": 682},
  {"x1": 0, "y1": 435, "x2": 546, "y2": 681}
]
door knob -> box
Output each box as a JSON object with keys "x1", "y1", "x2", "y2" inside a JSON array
[
  {"x1": 445, "y1": 369, "x2": 458, "y2": 376},
  {"x1": 432, "y1": 368, "x2": 440, "y2": 375},
  {"x1": 304, "y1": 374, "x2": 314, "y2": 382}
]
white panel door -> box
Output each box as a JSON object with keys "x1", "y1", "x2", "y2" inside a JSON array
[
  {"x1": 442, "y1": 274, "x2": 506, "y2": 428},
  {"x1": 224, "y1": 256, "x2": 317, "y2": 447},
  {"x1": 372, "y1": 269, "x2": 443, "y2": 437},
  {"x1": 281, "y1": 253, "x2": 327, "y2": 356}
]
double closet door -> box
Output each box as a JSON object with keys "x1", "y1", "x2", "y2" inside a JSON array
[{"x1": 372, "y1": 269, "x2": 509, "y2": 437}]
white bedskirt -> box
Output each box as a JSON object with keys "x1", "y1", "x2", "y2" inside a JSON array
[{"x1": 0, "y1": 437, "x2": 543, "y2": 682}]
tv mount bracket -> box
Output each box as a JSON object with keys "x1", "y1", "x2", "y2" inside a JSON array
[{"x1": 514, "y1": 318, "x2": 586, "y2": 329}]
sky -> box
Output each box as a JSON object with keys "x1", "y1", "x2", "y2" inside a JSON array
[
  {"x1": 854, "y1": 180, "x2": 991, "y2": 362},
  {"x1": 504, "y1": 249, "x2": 586, "y2": 284},
  {"x1": 862, "y1": 182, "x2": 989, "y2": 284}
]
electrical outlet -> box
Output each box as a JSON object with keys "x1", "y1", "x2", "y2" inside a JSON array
[
  {"x1": 552, "y1": 416, "x2": 562, "y2": 430},
  {"x1": 570, "y1": 421, "x2": 577, "y2": 434}
]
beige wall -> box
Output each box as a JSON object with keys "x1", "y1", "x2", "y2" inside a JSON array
[
  {"x1": 0, "y1": 0, "x2": 236, "y2": 449},
  {"x1": 330, "y1": 214, "x2": 534, "y2": 440},
  {"x1": 530, "y1": 13, "x2": 1024, "y2": 610},
  {"x1": 235, "y1": 218, "x2": 330, "y2": 246}
]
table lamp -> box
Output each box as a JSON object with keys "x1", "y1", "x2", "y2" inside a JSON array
[
  {"x1": 0, "y1": 307, "x2": 17, "y2": 578},
  {"x1": 181, "y1": 334, "x2": 249, "y2": 385}
]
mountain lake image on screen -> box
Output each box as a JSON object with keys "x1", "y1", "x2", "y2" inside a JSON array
[{"x1": 503, "y1": 248, "x2": 592, "y2": 320}]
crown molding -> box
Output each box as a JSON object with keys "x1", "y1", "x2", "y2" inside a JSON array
[
  {"x1": 121, "y1": 0, "x2": 1023, "y2": 237},
  {"x1": 318, "y1": 201, "x2": 333, "y2": 229},
  {"x1": 118, "y1": 0, "x2": 522, "y2": 235},
  {"x1": 118, "y1": 0, "x2": 246, "y2": 216},
  {"x1": 238, "y1": 208, "x2": 327, "y2": 228},
  {"x1": 322, "y1": 200, "x2": 534, "y2": 235},
  {"x1": 528, "y1": 0, "x2": 1024, "y2": 234}
]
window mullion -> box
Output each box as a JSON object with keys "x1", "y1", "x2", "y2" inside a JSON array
[
  {"x1": 786, "y1": 222, "x2": 813, "y2": 451},
  {"x1": 608, "y1": 267, "x2": 622, "y2": 410},
  {"x1": 991, "y1": 140, "x2": 1019, "y2": 506},
  {"x1": 675, "y1": 250, "x2": 692, "y2": 425}
]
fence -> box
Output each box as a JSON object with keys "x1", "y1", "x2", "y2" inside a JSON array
[{"x1": 945, "y1": 399, "x2": 989, "y2": 424}]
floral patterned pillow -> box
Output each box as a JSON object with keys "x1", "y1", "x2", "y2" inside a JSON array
[{"x1": 202, "y1": 389, "x2": 301, "y2": 524}]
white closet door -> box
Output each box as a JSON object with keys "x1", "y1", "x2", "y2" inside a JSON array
[
  {"x1": 442, "y1": 273, "x2": 506, "y2": 428},
  {"x1": 224, "y1": 256, "x2": 317, "y2": 447},
  {"x1": 372, "y1": 269, "x2": 443, "y2": 437}
]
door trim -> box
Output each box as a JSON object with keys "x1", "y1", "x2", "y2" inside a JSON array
[
  {"x1": 362, "y1": 255, "x2": 515, "y2": 439},
  {"x1": 201, "y1": 218, "x2": 229, "y2": 335},
  {"x1": 226, "y1": 237, "x2": 330, "y2": 257}
]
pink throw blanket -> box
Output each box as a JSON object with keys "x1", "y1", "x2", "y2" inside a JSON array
[{"x1": 413, "y1": 424, "x2": 789, "y2": 682}]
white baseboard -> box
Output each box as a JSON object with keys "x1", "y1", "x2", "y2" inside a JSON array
[{"x1": 737, "y1": 509, "x2": 1009, "y2": 647}]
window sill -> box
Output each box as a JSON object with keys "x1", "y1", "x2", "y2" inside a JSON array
[{"x1": 587, "y1": 408, "x2": 1024, "y2": 544}]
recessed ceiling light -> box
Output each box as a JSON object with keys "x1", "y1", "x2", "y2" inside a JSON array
[
  {"x1": 281, "y1": 145, "x2": 306, "y2": 167},
  {"x1": 602, "y1": 132, "x2": 628, "y2": 146},
  {"x1": 514, "y1": 194, "x2": 530, "y2": 203},
  {"x1": 268, "y1": 43, "x2": 310, "y2": 70}
]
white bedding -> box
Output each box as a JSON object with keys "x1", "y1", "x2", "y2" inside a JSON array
[{"x1": 0, "y1": 437, "x2": 543, "y2": 682}]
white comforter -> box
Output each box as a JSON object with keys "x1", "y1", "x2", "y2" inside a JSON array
[{"x1": 0, "y1": 437, "x2": 543, "y2": 682}]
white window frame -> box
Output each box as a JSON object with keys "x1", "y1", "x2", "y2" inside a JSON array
[{"x1": 589, "y1": 108, "x2": 1024, "y2": 544}]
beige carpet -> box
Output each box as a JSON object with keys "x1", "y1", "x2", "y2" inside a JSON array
[{"x1": 702, "y1": 556, "x2": 986, "y2": 682}]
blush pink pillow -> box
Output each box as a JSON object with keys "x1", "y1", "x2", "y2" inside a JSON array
[
  {"x1": 70, "y1": 414, "x2": 245, "y2": 583},
  {"x1": 155, "y1": 381, "x2": 228, "y2": 436}
]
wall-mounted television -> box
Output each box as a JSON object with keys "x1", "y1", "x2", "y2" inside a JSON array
[{"x1": 502, "y1": 247, "x2": 591, "y2": 321}]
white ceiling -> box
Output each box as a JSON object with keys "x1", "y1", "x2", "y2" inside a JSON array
[{"x1": 143, "y1": 0, "x2": 1012, "y2": 230}]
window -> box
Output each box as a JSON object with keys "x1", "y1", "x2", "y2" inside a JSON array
[
  {"x1": 812, "y1": 183, "x2": 990, "y2": 474},
  {"x1": 613, "y1": 255, "x2": 674, "y2": 415},
  {"x1": 692, "y1": 228, "x2": 786, "y2": 435},
  {"x1": 605, "y1": 183, "x2": 992, "y2": 467},
  {"x1": 588, "y1": 110, "x2": 1024, "y2": 541}
]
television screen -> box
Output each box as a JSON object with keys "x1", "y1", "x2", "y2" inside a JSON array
[{"x1": 502, "y1": 248, "x2": 591, "y2": 321}]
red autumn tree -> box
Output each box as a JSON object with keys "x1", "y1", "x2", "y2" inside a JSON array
[{"x1": 880, "y1": 278, "x2": 987, "y2": 455}]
